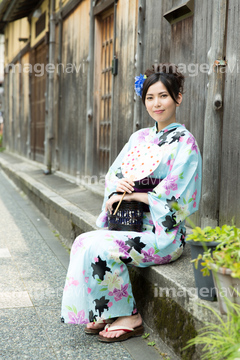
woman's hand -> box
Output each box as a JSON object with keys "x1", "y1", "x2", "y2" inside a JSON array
[
  {"x1": 105, "y1": 194, "x2": 122, "y2": 214},
  {"x1": 116, "y1": 178, "x2": 135, "y2": 194},
  {"x1": 106, "y1": 192, "x2": 150, "y2": 214}
]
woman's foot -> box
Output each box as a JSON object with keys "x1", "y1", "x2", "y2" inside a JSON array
[
  {"x1": 86, "y1": 321, "x2": 105, "y2": 331},
  {"x1": 85, "y1": 318, "x2": 115, "y2": 335},
  {"x1": 98, "y1": 313, "x2": 143, "y2": 340}
]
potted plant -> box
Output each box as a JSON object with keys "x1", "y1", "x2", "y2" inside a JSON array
[
  {"x1": 183, "y1": 292, "x2": 240, "y2": 360},
  {"x1": 194, "y1": 225, "x2": 240, "y2": 314},
  {"x1": 186, "y1": 225, "x2": 224, "y2": 301}
]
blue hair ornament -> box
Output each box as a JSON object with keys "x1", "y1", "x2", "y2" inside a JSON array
[{"x1": 134, "y1": 74, "x2": 147, "y2": 97}]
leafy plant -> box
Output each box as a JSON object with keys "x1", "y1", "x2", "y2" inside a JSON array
[
  {"x1": 148, "y1": 341, "x2": 156, "y2": 346},
  {"x1": 191, "y1": 225, "x2": 240, "y2": 278},
  {"x1": 186, "y1": 224, "x2": 234, "y2": 243},
  {"x1": 183, "y1": 292, "x2": 240, "y2": 360}
]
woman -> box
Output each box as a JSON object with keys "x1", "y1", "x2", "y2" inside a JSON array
[{"x1": 61, "y1": 63, "x2": 202, "y2": 342}]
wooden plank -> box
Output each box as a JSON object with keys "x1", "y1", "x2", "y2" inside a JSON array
[
  {"x1": 142, "y1": 0, "x2": 172, "y2": 128},
  {"x1": 4, "y1": 42, "x2": 30, "y2": 69},
  {"x1": 57, "y1": 0, "x2": 89, "y2": 176},
  {"x1": 219, "y1": 0, "x2": 240, "y2": 226},
  {"x1": 93, "y1": 0, "x2": 114, "y2": 16},
  {"x1": 113, "y1": 0, "x2": 137, "y2": 157},
  {"x1": 201, "y1": 0, "x2": 228, "y2": 227},
  {"x1": 140, "y1": 0, "x2": 213, "y2": 226},
  {"x1": 61, "y1": 0, "x2": 83, "y2": 19},
  {"x1": 133, "y1": 0, "x2": 145, "y2": 132}
]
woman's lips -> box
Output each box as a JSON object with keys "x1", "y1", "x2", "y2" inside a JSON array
[{"x1": 154, "y1": 110, "x2": 164, "y2": 114}]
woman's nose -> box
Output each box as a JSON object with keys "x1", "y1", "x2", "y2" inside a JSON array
[{"x1": 154, "y1": 97, "x2": 160, "y2": 107}]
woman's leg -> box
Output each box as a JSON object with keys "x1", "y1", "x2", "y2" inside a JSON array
[
  {"x1": 61, "y1": 227, "x2": 183, "y2": 340},
  {"x1": 61, "y1": 230, "x2": 141, "y2": 325}
]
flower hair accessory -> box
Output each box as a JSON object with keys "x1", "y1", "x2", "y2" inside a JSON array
[{"x1": 134, "y1": 74, "x2": 147, "y2": 97}]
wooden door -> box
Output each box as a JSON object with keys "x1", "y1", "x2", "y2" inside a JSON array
[
  {"x1": 95, "y1": 8, "x2": 114, "y2": 175},
  {"x1": 30, "y1": 42, "x2": 48, "y2": 163}
]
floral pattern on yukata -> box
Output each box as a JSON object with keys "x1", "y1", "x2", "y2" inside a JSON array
[{"x1": 61, "y1": 123, "x2": 202, "y2": 324}]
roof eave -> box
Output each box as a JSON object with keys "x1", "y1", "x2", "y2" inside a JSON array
[{"x1": 0, "y1": 0, "x2": 43, "y2": 23}]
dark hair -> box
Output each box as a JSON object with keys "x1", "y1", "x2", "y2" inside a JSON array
[{"x1": 142, "y1": 63, "x2": 185, "y2": 105}]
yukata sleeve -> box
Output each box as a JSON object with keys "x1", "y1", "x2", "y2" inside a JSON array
[
  {"x1": 148, "y1": 136, "x2": 202, "y2": 249},
  {"x1": 96, "y1": 141, "x2": 131, "y2": 228}
]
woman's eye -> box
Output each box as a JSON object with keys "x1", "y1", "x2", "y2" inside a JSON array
[
  {"x1": 146, "y1": 97, "x2": 153, "y2": 101},
  {"x1": 161, "y1": 94, "x2": 167, "y2": 98}
]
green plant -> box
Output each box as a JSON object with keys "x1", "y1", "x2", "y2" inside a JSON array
[
  {"x1": 148, "y1": 341, "x2": 156, "y2": 346},
  {"x1": 183, "y1": 292, "x2": 240, "y2": 360},
  {"x1": 228, "y1": 347, "x2": 240, "y2": 360},
  {"x1": 191, "y1": 225, "x2": 240, "y2": 278},
  {"x1": 186, "y1": 224, "x2": 234, "y2": 243}
]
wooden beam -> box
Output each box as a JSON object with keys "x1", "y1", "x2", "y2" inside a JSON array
[
  {"x1": 3, "y1": 0, "x2": 18, "y2": 21},
  {"x1": 4, "y1": 42, "x2": 30, "y2": 68},
  {"x1": 133, "y1": 0, "x2": 146, "y2": 131},
  {"x1": 109, "y1": 0, "x2": 118, "y2": 165},
  {"x1": 93, "y1": 0, "x2": 114, "y2": 16},
  {"x1": 85, "y1": 0, "x2": 95, "y2": 176},
  {"x1": 61, "y1": 0, "x2": 83, "y2": 19},
  {"x1": 201, "y1": 0, "x2": 228, "y2": 227},
  {"x1": 163, "y1": 0, "x2": 194, "y2": 25},
  {"x1": 45, "y1": 0, "x2": 56, "y2": 174}
]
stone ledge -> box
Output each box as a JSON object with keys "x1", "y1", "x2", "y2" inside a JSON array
[
  {"x1": 0, "y1": 152, "x2": 225, "y2": 360},
  {"x1": 0, "y1": 154, "x2": 99, "y2": 248}
]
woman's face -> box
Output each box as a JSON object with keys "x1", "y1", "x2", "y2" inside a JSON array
[{"x1": 145, "y1": 81, "x2": 182, "y2": 131}]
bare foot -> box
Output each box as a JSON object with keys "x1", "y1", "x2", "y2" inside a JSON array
[
  {"x1": 86, "y1": 322, "x2": 105, "y2": 331},
  {"x1": 98, "y1": 313, "x2": 142, "y2": 339}
]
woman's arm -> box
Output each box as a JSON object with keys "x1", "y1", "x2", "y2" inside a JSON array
[
  {"x1": 105, "y1": 191, "x2": 149, "y2": 214},
  {"x1": 124, "y1": 192, "x2": 149, "y2": 204}
]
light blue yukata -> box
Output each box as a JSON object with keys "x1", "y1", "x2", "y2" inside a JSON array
[{"x1": 61, "y1": 122, "x2": 202, "y2": 324}]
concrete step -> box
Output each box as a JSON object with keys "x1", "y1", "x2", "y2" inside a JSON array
[{"x1": 0, "y1": 152, "x2": 225, "y2": 360}]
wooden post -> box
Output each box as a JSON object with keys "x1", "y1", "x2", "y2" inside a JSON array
[
  {"x1": 55, "y1": 0, "x2": 63, "y2": 170},
  {"x1": 109, "y1": 0, "x2": 118, "y2": 166},
  {"x1": 201, "y1": 0, "x2": 228, "y2": 227},
  {"x1": 45, "y1": 0, "x2": 56, "y2": 174},
  {"x1": 27, "y1": 19, "x2": 32, "y2": 159},
  {"x1": 133, "y1": 0, "x2": 146, "y2": 132},
  {"x1": 85, "y1": 0, "x2": 94, "y2": 176}
]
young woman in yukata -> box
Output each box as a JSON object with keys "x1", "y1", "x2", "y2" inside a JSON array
[{"x1": 61, "y1": 63, "x2": 202, "y2": 343}]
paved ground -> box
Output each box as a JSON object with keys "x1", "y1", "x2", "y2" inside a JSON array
[{"x1": 0, "y1": 169, "x2": 164, "y2": 360}]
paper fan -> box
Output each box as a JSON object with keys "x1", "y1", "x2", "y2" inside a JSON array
[
  {"x1": 121, "y1": 143, "x2": 163, "y2": 181},
  {"x1": 113, "y1": 143, "x2": 164, "y2": 215}
]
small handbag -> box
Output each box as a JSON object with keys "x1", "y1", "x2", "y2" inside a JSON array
[{"x1": 108, "y1": 200, "x2": 143, "y2": 232}]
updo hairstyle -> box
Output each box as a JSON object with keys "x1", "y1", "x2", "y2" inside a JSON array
[{"x1": 141, "y1": 63, "x2": 185, "y2": 105}]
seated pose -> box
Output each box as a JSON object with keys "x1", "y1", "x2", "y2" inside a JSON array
[{"x1": 61, "y1": 63, "x2": 202, "y2": 343}]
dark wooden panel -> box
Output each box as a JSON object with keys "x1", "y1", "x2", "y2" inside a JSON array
[
  {"x1": 219, "y1": 0, "x2": 240, "y2": 226},
  {"x1": 30, "y1": 42, "x2": 48, "y2": 163},
  {"x1": 111, "y1": 0, "x2": 138, "y2": 159},
  {"x1": 141, "y1": 0, "x2": 172, "y2": 129},
  {"x1": 93, "y1": 0, "x2": 115, "y2": 15},
  {"x1": 19, "y1": 52, "x2": 30, "y2": 157},
  {"x1": 57, "y1": 1, "x2": 89, "y2": 176},
  {"x1": 96, "y1": 8, "x2": 114, "y2": 175}
]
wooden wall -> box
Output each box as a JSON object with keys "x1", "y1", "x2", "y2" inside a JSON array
[
  {"x1": 3, "y1": 53, "x2": 30, "y2": 157},
  {"x1": 56, "y1": 0, "x2": 89, "y2": 176},
  {"x1": 20, "y1": 52, "x2": 30, "y2": 157},
  {"x1": 3, "y1": 0, "x2": 240, "y2": 226},
  {"x1": 110, "y1": 0, "x2": 213, "y2": 162},
  {"x1": 111, "y1": 0, "x2": 138, "y2": 161},
  {"x1": 219, "y1": 0, "x2": 240, "y2": 226}
]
